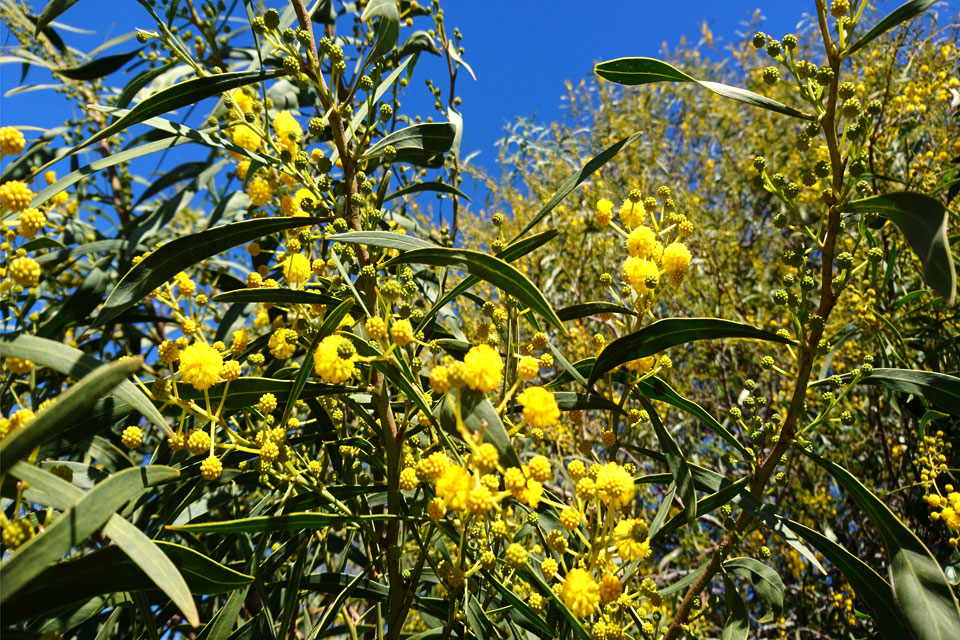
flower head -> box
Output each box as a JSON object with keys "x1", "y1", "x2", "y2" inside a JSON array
[
  {"x1": 463, "y1": 344, "x2": 503, "y2": 393},
  {"x1": 622, "y1": 257, "x2": 659, "y2": 294},
  {"x1": 313, "y1": 334, "x2": 357, "y2": 384},
  {"x1": 561, "y1": 568, "x2": 600, "y2": 618},
  {"x1": 596, "y1": 199, "x2": 614, "y2": 226},
  {"x1": 626, "y1": 226, "x2": 659, "y2": 259},
  {"x1": 434, "y1": 464, "x2": 471, "y2": 511},
  {"x1": 0, "y1": 127, "x2": 26, "y2": 156},
  {"x1": 517, "y1": 387, "x2": 560, "y2": 428},
  {"x1": 0, "y1": 180, "x2": 34, "y2": 212},
  {"x1": 178, "y1": 341, "x2": 223, "y2": 391},
  {"x1": 283, "y1": 253, "x2": 311, "y2": 284},
  {"x1": 247, "y1": 177, "x2": 273, "y2": 207},
  {"x1": 662, "y1": 242, "x2": 692, "y2": 281},
  {"x1": 9, "y1": 256, "x2": 41, "y2": 286},
  {"x1": 619, "y1": 198, "x2": 646, "y2": 229},
  {"x1": 614, "y1": 518, "x2": 651, "y2": 562},
  {"x1": 595, "y1": 462, "x2": 635, "y2": 509}
]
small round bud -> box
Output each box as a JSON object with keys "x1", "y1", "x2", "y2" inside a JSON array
[
  {"x1": 762, "y1": 66, "x2": 780, "y2": 85},
  {"x1": 783, "y1": 34, "x2": 797, "y2": 50},
  {"x1": 752, "y1": 32, "x2": 767, "y2": 49},
  {"x1": 263, "y1": 8, "x2": 280, "y2": 30}
]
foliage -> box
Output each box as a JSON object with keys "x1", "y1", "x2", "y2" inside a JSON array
[{"x1": 1, "y1": 1, "x2": 960, "y2": 639}]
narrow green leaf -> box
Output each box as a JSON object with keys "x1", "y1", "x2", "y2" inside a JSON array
[
  {"x1": 0, "y1": 465, "x2": 178, "y2": 604},
  {"x1": 386, "y1": 247, "x2": 564, "y2": 332},
  {"x1": 438, "y1": 389, "x2": 521, "y2": 468},
  {"x1": 167, "y1": 512, "x2": 397, "y2": 534},
  {"x1": 383, "y1": 180, "x2": 470, "y2": 203},
  {"x1": 34, "y1": 0, "x2": 81, "y2": 34},
  {"x1": 95, "y1": 216, "x2": 330, "y2": 326},
  {"x1": 552, "y1": 391, "x2": 625, "y2": 416},
  {"x1": 54, "y1": 49, "x2": 139, "y2": 80},
  {"x1": 595, "y1": 57, "x2": 813, "y2": 120},
  {"x1": 212, "y1": 287, "x2": 342, "y2": 307},
  {"x1": 0, "y1": 358, "x2": 141, "y2": 470},
  {"x1": 723, "y1": 557, "x2": 784, "y2": 616},
  {"x1": 37, "y1": 257, "x2": 109, "y2": 338},
  {"x1": 637, "y1": 396, "x2": 696, "y2": 525},
  {"x1": 844, "y1": 192, "x2": 956, "y2": 304},
  {"x1": 327, "y1": 230, "x2": 435, "y2": 251},
  {"x1": 195, "y1": 585, "x2": 250, "y2": 640},
  {"x1": 361, "y1": 122, "x2": 456, "y2": 167},
  {"x1": 721, "y1": 574, "x2": 750, "y2": 640},
  {"x1": 845, "y1": 0, "x2": 937, "y2": 56},
  {"x1": 511, "y1": 133, "x2": 642, "y2": 242},
  {"x1": 588, "y1": 318, "x2": 793, "y2": 388},
  {"x1": 557, "y1": 302, "x2": 636, "y2": 322},
  {"x1": 0, "y1": 333, "x2": 169, "y2": 436},
  {"x1": 653, "y1": 476, "x2": 750, "y2": 542},
  {"x1": 174, "y1": 376, "x2": 349, "y2": 412},
  {"x1": 361, "y1": 0, "x2": 398, "y2": 22},
  {"x1": 812, "y1": 368, "x2": 960, "y2": 416},
  {"x1": 807, "y1": 451, "x2": 960, "y2": 640}
]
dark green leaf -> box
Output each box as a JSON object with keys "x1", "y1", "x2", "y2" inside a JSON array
[
  {"x1": 327, "y1": 230, "x2": 435, "y2": 251},
  {"x1": 37, "y1": 257, "x2": 109, "y2": 338},
  {"x1": 588, "y1": 318, "x2": 793, "y2": 388},
  {"x1": 398, "y1": 30, "x2": 442, "y2": 57},
  {"x1": 34, "y1": 0, "x2": 81, "y2": 34},
  {"x1": 361, "y1": 123, "x2": 456, "y2": 168},
  {"x1": 721, "y1": 574, "x2": 749, "y2": 640},
  {"x1": 134, "y1": 161, "x2": 208, "y2": 206},
  {"x1": 167, "y1": 513, "x2": 397, "y2": 534},
  {"x1": 557, "y1": 302, "x2": 636, "y2": 322},
  {"x1": 807, "y1": 451, "x2": 960, "y2": 640},
  {"x1": 382, "y1": 180, "x2": 470, "y2": 203},
  {"x1": 95, "y1": 216, "x2": 330, "y2": 326},
  {"x1": 723, "y1": 557, "x2": 784, "y2": 616},
  {"x1": 195, "y1": 586, "x2": 250, "y2": 640},
  {"x1": 438, "y1": 389, "x2": 520, "y2": 468},
  {"x1": 212, "y1": 288, "x2": 342, "y2": 307},
  {"x1": 813, "y1": 368, "x2": 960, "y2": 416},
  {"x1": 595, "y1": 57, "x2": 813, "y2": 120},
  {"x1": 54, "y1": 49, "x2": 139, "y2": 80},
  {"x1": 844, "y1": 192, "x2": 956, "y2": 304},
  {"x1": 652, "y1": 476, "x2": 750, "y2": 542},
  {"x1": 386, "y1": 248, "x2": 564, "y2": 332},
  {"x1": 637, "y1": 396, "x2": 696, "y2": 525},
  {"x1": 845, "y1": 0, "x2": 937, "y2": 56}
]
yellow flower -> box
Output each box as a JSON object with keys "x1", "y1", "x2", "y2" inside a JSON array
[
  {"x1": 247, "y1": 177, "x2": 273, "y2": 207},
  {"x1": 614, "y1": 518, "x2": 651, "y2": 562},
  {"x1": 281, "y1": 187, "x2": 314, "y2": 216},
  {"x1": 268, "y1": 328, "x2": 298, "y2": 359},
  {"x1": 622, "y1": 257, "x2": 659, "y2": 294},
  {"x1": 178, "y1": 341, "x2": 223, "y2": 391},
  {"x1": 0, "y1": 127, "x2": 26, "y2": 156},
  {"x1": 429, "y1": 365, "x2": 451, "y2": 393},
  {"x1": 561, "y1": 568, "x2": 599, "y2": 618},
  {"x1": 517, "y1": 387, "x2": 560, "y2": 428},
  {"x1": 420, "y1": 451, "x2": 450, "y2": 479},
  {"x1": 390, "y1": 318, "x2": 415, "y2": 346},
  {"x1": 4, "y1": 357, "x2": 33, "y2": 375},
  {"x1": 463, "y1": 344, "x2": 503, "y2": 393},
  {"x1": 470, "y1": 443, "x2": 500, "y2": 473},
  {"x1": 662, "y1": 242, "x2": 692, "y2": 281},
  {"x1": 527, "y1": 455, "x2": 551, "y2": 481},
  {"x1": 434, "y1": 465, "x2": 471, "y2": 511},
  {"x1": 17, "y1": 208, "x2": 46, "y2": 239},
  {"x1": 200, "y1": 455, "x2": 223, "y2": 481},
  {"x1": 598, "y1": 574, "x2": 622, "y2": 605},
  {"x1": 283, "y1": 253, "x2": 311, "y2": 284},
  {"x1": 230, "y1": 123, "x2": 261, "y2": 151},
  {"x1": 9, "y1": 256, "x2": 41, "y2": 286},
  {"x1": 232, "y1": 88, "x2": 253, "y2": 114},
  {"x1": 231, "y1": 329, "x2": 248, "y2": 353},
  {"x1": 624, "y1": 355, "x2": 655, "y2": 372},
  {"x1": 619, "y1": 198, "x2": 646, "y2": 228},
  {"x1": 273, "y1": 110, "x2": 302, "y2": 151},
  {"x1": 312, "y1": 334, "x2": 357, "y2": 383},
  {"x1": 596, "y1": 198, "x2": 614, "y2": 226},
  {"x1": 236, "y1": 159, "x2": 251, "y2": 181},
  {"x1": 121, "y1": 426, "x2": 143, "y2": 449},
  {"x1": 0, "y1": 180, "x2": 34, "y2": 211},
  {"x1": 517, "y1": 355, "x2": 539, "y2": 380},
  {"x1": 595, "y1": 462, "x2": 635, "y2": 509},
  {"x1": 626, "y1": 226, "x2": 658, "y2": 259}
]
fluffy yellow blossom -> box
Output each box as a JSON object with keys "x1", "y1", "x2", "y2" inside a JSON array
[
  {"x1": 399, "y1": 467, "x2": 419, "y2": 491},
  {"x1": 231, "y1": 329, "x2": 248, "y2": 353},
  {"x1": 559, "y1": 507, "x2": 581, "y2": 530},
  {"x1": 598, "y1": 574, "x2": 622, "y2": 605},
  {"x1": 283, "y1": 253, "x2": 311, "y2": 284},
  {"x1": 614, "y1": 518, "x2": 651, "y2": 562},
  {"x1": 268, "y1": 328, "x2": 298, "y2": 359},
  {"x1": 312, "y1": 334, "x2": 357, "y2": 384},
  {"x1": 0, "y1": 180, "x2": 34, "y2": 211},
  {"x1": 434, "y1": 465, "x2": 471, "y2": 511},
  {"x1": 595, "y1": 462, "x2": 635, "y2": 509},
  {"x1": 9, "y1": 256, "x2": 41, "y2": 286},
  {"x1": 281, "y1": 187, "x2": 314, "y2": 216},
  {"x1": 661, "y1": 241, "x2": 692, "y2": 281},
  {"x1": 541, "y1": 557, "x2": 559, "y2": 580},
  {"x1": 421, "y1": 451, "x2": 450, "y2": 479},
  {"x1": 561, "y1": 568, "x2": 600, "y2": 618},
  {"x1": 4, "y1": 357, "x2": 33, "y2": 375},
  {"x1": 626, "y1": 226, "x2": 659, "y2": 259},
  {"x1": 517, "y1": 355, "x2": 539, "y2": 380},
  {"x1": 200, "y1": 456, "x2": 223, "y2": 481},
  {"x1": 517, "y1": 387, "x2": 560, "y2": 428},
  {"x1": 619, "y1": 198, "x2": 646, "y2": 228},
  {"x1": 463, "y1": 344, "x2": 503, "y2": 393},
  {"x1": 625, "y1": 355, "x2": 655, "y2": 372},
  {"x1": 596, "y1": 198, "x2": 614, "y2": 226},
  {"x1": 230, "y1": 123, "x2": 261, "y2": 151},
  {"x1": 121, "y1": 426, "x2": 143, "y2": 449},
  {"x1": 273, "y1": 110, "x2": 302, "y2": 151},
  {"x1": 17, "y1": 208, "x2": 45, "y2": 238},
  {"x1": 247, "y1": 177, "x2": 273, "y2": 207},
  {"x1": 429, "y1": 365, "x2": 451, "y2": 393},
  {"x1": 0, "y1": 126, "x2": 26, "y2": 156},
  {"x1": 236, "y1": 159, "x2": 251, "y2": 181},
  {"x1": 390, "y1": 318, "x2": 414, "y2": 346},
  {"x1": 178, "y1": 341, "x2": 223, "y2": 391},
  {"x1": 427, "y1": 496, "x2": 447, "y2": 520},
  {"x1": 467, "y1": 485, "x2": 494, "y2": 514},
  {"x1": 527, "y1": 455, "x2": 551, "y2": 482},
  {"x1": 622, "y1": 257, "x2": 659, "y2": 294},
  {"x1": 470, "y1": 443, "x2": 500, "y2": 473}
]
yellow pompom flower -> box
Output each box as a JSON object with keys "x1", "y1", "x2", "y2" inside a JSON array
[
  {"x1": 236, "y1": 159, "x2": 251, "y2": 181},
  {"x1": 429, "y1": 365, "x2": 450, "y2": 393},
  {"x1": 9, "y1": 256, "x2": 41, "y2": 286},
  {"x1": 420, "y1": 451, "x2": 450, "y2": 479},
  {"x1": 470, "y1": 443, "x2": 500, "y2": 473},
  {"x1": 559, "y1": 507, "x2": 581, "y2": 530},
  {"x1": 622, "y1": 257, "x2": 659, "y2": 294},
  {"x1": 44, "y1": 170, "x2": 57, "y2": 185},
  {"x1": 614, "y1": 518, "x2": 651, "y2": 562},
  {"x1": 561, "y1": 568, "x2": 600, "y2": 618},
  {"x1": 17, "y1": 208, "x2": 45, "y2": 239},
  {"x1": 427, "y1": 496, "x2": 447, "y2": 520},
  {"x1": 231, "y1": 329, "x2": 248, "y2": 353},
  {"x1": 312, "y1": 334, "x2": 357, "y2": 383},
  {"x1": 661, "y1": 242, "x2": 692, "y2": 282},
  {"x1": 230, "y1": 123, "x2": 261, "y2": 151},
  {"x1": 200, "y1": 455, "x2": 223, "y2": 481},
  {"x1": 273, "y1": 110, "x2": 302, "y2": 150},
  {"x1": 365, "y1": 316, "x2": 387, "y2": 339},
  {"x1": 434, "y1": 464, "x2": 471, "y2": 511},
  {"x1": 221, "y1": 360, "x2": 241, "y2": 381},
  {"x1": 626, "y1": 226, "x2": 658, "y2": 259},
  {"x1": 625, "y1": 355, "x2": 655, "y2": 373},
  {"x1": 268, "y1": 328, "x2": 298, "y2": 359},
  {"x1": 0, "y1": 126, "x2": 26, "y2": 156},
  {"x1": 596, "y1": 198, "x2": 614, "y2": 226},
  {"x1": 247, "y1": 177, "x2": 273, "y2": 207},
  {"x1": 232, "y1": 88, "x2": 253, "y2": 113},
  {"x1": 598, "y1": 574, "x2": 622, "y2": 605},
  {"x1": 399, "y1": 467, "x2": 419, "y2": 491},
  {"x1": 595, "y1": 462, "x2": 635, "y2": 509},
  {"x1": 0, "y1": 180, "x2": 34, "y2": 211},
  {"x1": 4, "y1": 357, "x2": 33, "y2": 375},
  {"x1": 178, "y1": 341, "x2": 223, "y2": 391},
  {"x1": 121, "y1": 426, "x2": 143, "y2": 449},
  {"x1": 281, "y1": 187, "x2": 314, "y2": 216},
  {"x1": 527, "y1": 455, "x2": 551, "y2": 482},
  {"x1": 186, "y1": 428, "x2": 212, "y2": 455},
  {"x1": 467, "y1": 485, "x2": 494, "y2": 514},
  {"x1": 517, "y1": 387, "x2": 560, "y2": 428},
  {"x1": 390, "y1": 318, "x2": 415, "y2": 346},
  {"x1": 283, "y1": 253, "x2": 311, "y2": 284},
  {"x1": 619, "y1": 198, "x2": 646, "y2": 228},
  {"x1": 258, "y1": 393, "x2": 277, "y2": 414},
  {"x1": 541, "y1": 557, "x2": 559, "y2": 580},
  {"x1": 517, "y1": 355, "x2": 539, "y2": 381},
  {"x1": 463, "y1": 344, "x2": 503, "y2": 393}
]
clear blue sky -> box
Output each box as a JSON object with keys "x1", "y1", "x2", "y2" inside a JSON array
[{"x1": 0, "y1": 1, "x2": 929, "y2": 205}]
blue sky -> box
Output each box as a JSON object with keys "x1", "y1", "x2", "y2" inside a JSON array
[{"x1": 0, "y1": 1, "x2": 930, "y2": 205}]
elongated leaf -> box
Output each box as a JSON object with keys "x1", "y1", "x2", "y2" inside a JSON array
[
  {"x1": 637, "y1": 396, "x2": 696, "y2": 525},
  {"x1": 0, "y1": 465, "x2": 178, "y2": 603},
  {"x1": 557, "y1": 301, "x2": 636, "y2": 321},
  {"x1": 721, "y1": 574, "x2": 750, "y2": 640},
  {"x1": 167, "y1": 512, "x2": 396, "y2": 534},
  {"x1": 55, "y1": 49, "x2": 139, "y2": 80},
  {"x1": 0, "y1": 333, "x2": 169, "y2": 436},
  {"x1": 595, "y1": 57, "x2": 813, "y2": 120},
  {"x1": 723, "y1": 557, "x2": 784, "y2": 616},
  {"x1": 328, "y1": 230, "x2": 435, "y2": 251},
  {"x1": 362, "y1": 123, "x2": 456, "y2": 167},
  {"x1": 212, "y1": 287, "x2": 341, "y2": 307},
  {"x1": 195, "y1": 585, "x2": 249, "y2": 640},
  {"x1": 653, "y1": 476, "x2": 750, "y2": 541},
  {"x1": 438, "y1": 389, "x2": 521, "y2": 468},
  {"x1": 786, "y1": 519, "x2": 911, "y2": 638},
  {"x1": 808, "y1": 451, "x2": 960, "y2": 640},
  {"x1": 812, "y1": 368, "x2": 960, "y2": 416},
  {"x1": 636, "y1": 376, "x2": 750, "y2": 456},
  {"x1": 588, "y1": 318, "x2": 793, "y2": 387},
  {"x1": 37, "y1": 257, "x2": 109, "y2": 338},
  {"x1": 361, "y1": 0, "x2": 398, "y2": 22},
  {"x1": 383, "y1": 180, "x2": 470, "y2": 203},
  {"x1": 174, "y1": 377, "x2": 349, "y2": 411},
  {"x1": 552, "y1": 391, "x2": 625, "y2": 416},
  {"x1": 485, "y1": 572, "x2": 554, "y2": 637},
  {"x1": 845, "y1": 192, "x2": 955, "y2": 304},
  {"x1": 33, "y1": 238, "x2": 140, "y2": 263},
  {"x1": 34, "y1": 0, "x2": 81, "y2": 34},
  {"x1": 134, "y1": 160, "x2": 208, "y2": 206},
  {"x1": 511, "y1": 133, "x2": 642, "y2": 241},
  {"x1": 94, "y1": 216, "x2": 329, "y2": 326},
  {"x1": 845, "y1": 0, "x2": 937, "y2": 56},
  {"x1": 0, "y1": 359, "x2": 141, "y2": 470},
  {"x1": 386, "y1": 247, "x2": 564, "y2": 332}
]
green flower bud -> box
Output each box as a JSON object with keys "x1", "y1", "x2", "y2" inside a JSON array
[{"x1": 263, "y1": 9, "x2": 280, "y2": 30}]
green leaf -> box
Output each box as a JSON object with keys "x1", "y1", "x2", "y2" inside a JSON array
[
  {"x1": 595, "y1": 57, "x2": 813, "y2": 120},
  {"x1": 34, "y1": 0, "x2": 81, "y2": 35},
  {"x1": 361, "y1": 123, "x2": 456, "y2": 168},
  {"x1": 94, "y1": 216, "x2": 330, "y2": 326},
  {"x1": 721, "y1": 574, "x2": 750, "y2": 640},
  {"x1": 652, "y1": 475, "x2": 750, "y2": 542},
  {"x1": 485, "y1": 571, "x2": 554, "y2": 637},
  {"x1": 510, "y1": 133, "x2": 642, "y2": 242},
  {"x1": 807, "y1": 451, "x2": 960, "y2": 640},
  {"x1": 196, "y1": 585, "x2": 249, "y2": 640},
  {"x1": 556, "y1": 302, "x2": 636, "y2": 322},
  {"x1": 0, "y1": 333, "x2": 169, "y2": 437},
  {"x1": 361, "y1": 0, "x2": 398, "y2": 22},
  {"x1": 552, "y1": 391, "x2": 625, "y2": 416},
  {"x1": 327, "y1": 230, "x2": 435, "y2": 251},
  {"x1": 636, "y1": 376, "x2": 750, "y2": 456},
  {"x1": 386, "y1": 247, "x2": 564, "y2": 332},
  {"x1": 637, "y1": 396, "x2": 696, "y2": 525},
  {"x1": 167, "y1": 512, "x2": 397, "y2": 534},
  {"x1": 845, "y1": 0, "x2": 937, "y2": 56},
  {"x1": 785, "y1": 519, "x2": 911, "y2": 638},
  {"x1": 588, "y1": 318, "x2": 793, "y2": 388},
  {"x1": 0, "y1": 465, "x2": 178, "y2": 604},
  {"x1": 723, "y1": 557, "x2": 784, "y2": 616},
  {"x1": 438, "y1": 389, "x2": 521, "y2": 468},
  {"x1": 134, "y1": 160, "x2": 208, "y2": 206},
  {"x1": 844, "y1": 192, "x2": 956, "y2": 304},
  {"x1": 36, "y1": 257, "x2": 109, "y2": 338},
  {"x1": 212, "y1": 287, "x2": 342, "y2": 307},
  {"x1": 173, "y1": 377, "x2": 349, "y2": 412},
  {"x1": 813, "y1": 368, "x2": 960, "y2": 416},
  {"x1": 0, "y1": 358, "x2": 141, "y2": 471},
  {"x1": 54, "y1": 49, "x2": 139, "y2": 80}
]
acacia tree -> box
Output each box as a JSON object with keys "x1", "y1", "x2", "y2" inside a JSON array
[{"x1": 1, "y1": 1, "x2": 959, "y2": 639}]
